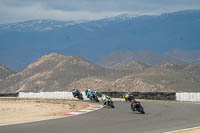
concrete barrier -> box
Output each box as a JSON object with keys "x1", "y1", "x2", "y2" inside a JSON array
[
  {"x1": 176, "y1": 92, "x2": 200, "y2": 102},
  {"x1": 1, "y1": 91, "x2": 199, "y2": 102},
  {"x1": 18, "y1": 91, "x2": 86, "y2": 99},
  {"x1": 19, "y1": 92, "x2": 73, "y2": 99}
]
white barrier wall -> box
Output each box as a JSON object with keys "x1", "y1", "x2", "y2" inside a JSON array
[
  {"x1": 19, "y1": 92, "x2": 86, "y2": 99},
  {"x1": 18, "y1": 92, "x2": 200, "y2": 101},
  {"x1": 176, "y1": 92, "x2": 200, "y2": 102}
]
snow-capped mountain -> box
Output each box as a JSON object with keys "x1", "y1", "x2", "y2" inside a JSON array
[
  {"x1": 0, "y1": 10, "x2": 200, "y2": 71},
  {"x1": 0, "y1": 19, "x2": 85, "y2": 32},
  {"x1": 0, "y1": 14, "x2": 138, "y2": 32}
]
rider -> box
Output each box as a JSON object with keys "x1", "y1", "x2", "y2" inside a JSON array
[
  {"x1": 130, "y1": 95, "x2": 137, "y2": 111},
  {"x1": 101, "y1": 94, "x2": 111, "y2": 105},
  {"x1": 123, "y1": 91, "x2": 136, "y2": 102},
  {"x1": 123, "y1": 91, "x2": 130, "y2": 102},
  {"x1": 85, "y1": 89, "x2": 88, "y2": 97},
  {"x1": 94, "y1": 91, "x2": 99, "y2": 97},
  {"x1": 72, "y1": 88, "x2": 80, "y2": 98},
  {"x1": 87, "y1": 89, "x2": 93, "y2": 97}
]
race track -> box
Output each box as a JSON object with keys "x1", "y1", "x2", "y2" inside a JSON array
[{"x1": 1, "y1": 101, "x2": 200, "y2": 133}]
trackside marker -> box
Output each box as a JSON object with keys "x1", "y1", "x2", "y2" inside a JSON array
[
  {"x1": 64, "y1": 114, "x2": 73, "y2": 116},
  {"x1": 64, "y1": 103, "x2": 103, "y2": 116},
  {"x1": 74, "y1": 111, "x2": 87, "y2": 113}
]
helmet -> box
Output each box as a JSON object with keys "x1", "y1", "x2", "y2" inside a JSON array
[
  {"x1": 106, "y1": 95, "x2": 110, "y2": 99},
  {"x1": 72, "y1": 88, "x2": 76, "y2": 91}
]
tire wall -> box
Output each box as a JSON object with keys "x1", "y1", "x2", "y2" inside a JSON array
[
  {"x1": 0, "y1": 93, "x2": 19, "y2": 97},
  {"x1": 100, "y1": 92, "x2": 176, "y2": 100}
]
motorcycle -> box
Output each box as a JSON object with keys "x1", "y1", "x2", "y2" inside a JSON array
[
  {"x1": 104, "y1": 98, "x2": 115, "y2": 108},
  {"x1": 72, "y1": 91, "x2": 83, "y2": 100},
  {"x1": 89, "y1": 93, "x2": 99, "y2": 102},
  {"x1": 93, "y1": 93, "x2": 99, "y2": 102},
  {"x1": 131, "y1": 101, "x2": 145, "y2": 114}
]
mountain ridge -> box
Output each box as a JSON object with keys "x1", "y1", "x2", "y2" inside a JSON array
[
  {"x1": 0, "y1": 63, "x2": 15, "y2": 79},
  {"x1": 97, "y1": 50, "x2": 188, "y2": 69},
  {"x1": 1, "y1": 53, "x2": 200, "y2": 93},
  {"x1": 0, "y1": 53, "x2": 129, "y2": 93},
  {"x1": 0, "y1": 10, "x2": 200, "y2": 70}
]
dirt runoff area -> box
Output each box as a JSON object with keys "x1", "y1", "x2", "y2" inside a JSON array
[
  {"x1": 173, "y1": 127, "x2": 200, "y2": 133},
  {"x1": 0, "y1": 98, "x2": 88, "y2": 126}
]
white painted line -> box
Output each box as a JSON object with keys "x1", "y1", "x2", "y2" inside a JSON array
[
  {"x1": 164, "y1": 126, "x2": 200, "y2": 133},
  {"x1": 64, "y1": 103, "x2": 103, "y2": 116},
  {"x1": 90, "y1": 106, "x2": 101, "y2": 108},
  {"x1": 68, "y1": 112, "x2": 83, "y2": 115},
  {"x1": 79, "y1": 109, "x2": 93, "y2": 112}
]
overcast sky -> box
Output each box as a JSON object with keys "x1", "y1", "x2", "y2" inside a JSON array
[{"x1": 0, "y1": 0, "x2": 200, "y2": 24}]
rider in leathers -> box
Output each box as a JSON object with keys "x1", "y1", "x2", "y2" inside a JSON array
[
  {"x1": 101, "y1": 94, "x2": 112, "y2": 105},
  {"x1": 130, "y1": 95, "x2": 137, "y2": 111},
  {"x1": 72, "y1": 88, "x2": 80, "y2": 98}
]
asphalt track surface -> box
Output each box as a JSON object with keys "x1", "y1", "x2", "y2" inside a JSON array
[{"x1": 1, "y1": 101, "x2": 200, "y2": 133}]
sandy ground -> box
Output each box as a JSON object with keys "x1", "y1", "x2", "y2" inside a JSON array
[
  {"x1": 0, "y1": 98, "x2": 88, "y2": 126},
  {"x1": 173, "y1": 128, "x2": 200, "y2": 133}
]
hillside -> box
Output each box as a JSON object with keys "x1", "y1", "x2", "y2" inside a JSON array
[
  {"x1": 1, "y1": 53, "x2": 200, "y2": 93},
  {"x1": 0, "y1": 63, "x2": 14, "y2": 79},
  {"x1": 67, "y1": 63, "x2": 200, "y2": 92},
  {"x1": 97, "y1": 51, "x2": 136, "y2": 68},
  {"x1": 98, "y1": 51, "x2": 185, "y2": 68},
  {"x1": 0, "y1": 53, "x2": 129, "y2": 93},
  {"x1": 164, "y1": 49, "x2": 200, "y2": 64},
  {"x1": 0, "y1": 10, "x2": 200, "y2": 70},
  {"x1": 115, "y1": 60, "x2": 150, "y2": 72}
]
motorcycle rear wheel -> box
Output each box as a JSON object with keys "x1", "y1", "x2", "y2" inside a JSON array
[{"x1": 111, "y1": 104, "x2": 115, "y2": 108}]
